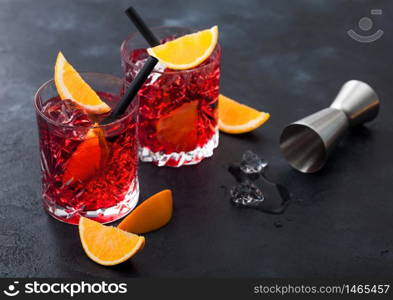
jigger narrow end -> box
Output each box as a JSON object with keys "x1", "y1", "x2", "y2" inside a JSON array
[{"x1": 330, "y1": 80, "x2": 380, "y2": 126}]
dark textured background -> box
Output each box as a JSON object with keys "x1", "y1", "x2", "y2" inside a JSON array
[{"x1": 0, "y1": 0, "x2": 392, "y2": 278}]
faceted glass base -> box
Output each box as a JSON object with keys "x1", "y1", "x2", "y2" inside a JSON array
[
  {"x1": 43, "y1": 178, "x2": 139, "y2": 225},
  {"x1": 139, "y1": 130, "x2": 219, "y2": 167}
]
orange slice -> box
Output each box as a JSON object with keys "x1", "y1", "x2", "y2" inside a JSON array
[
  {"x1": 79, "y1": 217, "x2": 145, "y2": 266},
  {"x1": 63, "y1": 127, "x2": 109, "y2": 184},
  {"x1": 54, "y1": 52, "x2": 111, "y2": 114},
  {"x1": 156, "y1": 101, "x2": 198, "y2": 151},
  {"x1": 147, "y1": 26, "x2": 218, "y2": 70},
  {"x1": 118, "y1": 190, "x2": 173, "y2": 234},
  {"x1": 218, "y1": 94, "x2": 270, "y2": 134}
]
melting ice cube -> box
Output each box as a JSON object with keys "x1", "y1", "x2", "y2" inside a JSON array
[
  {"x1": 149, "y1": 62, "x2": 166, "y2": 84},
  {"x1": 230, "y1": 182, "x2": 264, "y2": 207},
  {"x1": 228, "y1": 150, "x2": 291, "y2": 214},
  {"x1": 240, "y1": 150, "x2": 268, "y2": 174},
  {"x1": 130, "y1": 59, "x2": 166, "y2": 85}
]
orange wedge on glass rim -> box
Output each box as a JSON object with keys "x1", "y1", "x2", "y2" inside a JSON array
[
  {"x1": 218, "y1": 94, "x2": 270, "y2": 134},
  {"x1": 118, "y1": 190, "x2": 173, "y2": 234},
  {"x1": 147, "y1": 26, "x2": 218, "y2": 70},
  {"x1": 54, "y1": 52, "x2": 110, "y2": 184},
  {"x1": 54, "y1": 51, "x2": 111, "y2": 114},
  {"x1": 79, "y1": 217, "x2": 145, "y2": 266}
]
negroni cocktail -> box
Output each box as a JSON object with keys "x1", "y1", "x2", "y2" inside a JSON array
[
  {"x1": 121, "y1": 27, "x2": 221, "y2": 167},
  {"x1": 35, "y1": 64, "x2": 139, "y2": 224}
]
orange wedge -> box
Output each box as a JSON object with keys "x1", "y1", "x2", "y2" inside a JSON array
[
  {"x1": 54, "y1": 52, "x2": 111, "y2": 114},
  {"x1": 147, "y1": 26, "x2": 218, "y2": 70},
  {"x1": 63, "y1": 127, "x2": 109, "y2": 184},
  {"x1": 218, "y1": 94, "x2": 270, "y2": 134},
  {"x1": 79, "y1": 217, "x2": 145, "y2": 266},
  {"x1": 118, "y1": 190, "x2": 173, "y2": 234},
  {"x1": 156, "y1": 101, "x2": 198, "y2": 151}
]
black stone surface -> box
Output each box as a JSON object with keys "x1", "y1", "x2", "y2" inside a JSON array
[{"x1": 1, "y1": 0, "x2": 392, "y2": 278}]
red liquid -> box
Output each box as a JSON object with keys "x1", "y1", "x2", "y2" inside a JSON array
[
  {"x1": 122, "y1": 44, "x2": 221, "y2": 166},
  {"x1": 36, "y1": 93, "x2": 138, "y2": 224}
]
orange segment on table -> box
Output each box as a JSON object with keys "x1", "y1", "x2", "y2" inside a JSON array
[
  {"x1": 118, "y1": 189, "x2": 173, "y2": 234},
  {"x1": 218, "y1": 94, "x2": 270, "y2": 134},
  {"x1": 79, "y1": 217, "x2": 145, "y2": 266}
]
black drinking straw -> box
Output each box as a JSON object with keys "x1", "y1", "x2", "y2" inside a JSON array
[
  {"x1": 101, "y1": 56, "x2": 158, "y2": 125},
  {"x1": 101, "y1": 56, "x2": 157, "y2": 124},
  {"x1": 125, "y1": 6, "x2": 160, "y2": 47},
  {"x1": 100, "y1": 6, "x2": 161, "y2": 125}
]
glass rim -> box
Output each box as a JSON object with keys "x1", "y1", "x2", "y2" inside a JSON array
[
  {"x1": 120, "y1": 25, "x2": 221, "y2": 75},
  {"x1": 33, "y1": 72, "x2": 139, "y2": 130}
]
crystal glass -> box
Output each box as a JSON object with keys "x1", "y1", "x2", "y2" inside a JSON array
[
  {"x1": 121, "y1": 27, "x2": 221, "y2": 167},
  {"x1": 34, "y1": 73, "x2": 139, "y2": 224}
]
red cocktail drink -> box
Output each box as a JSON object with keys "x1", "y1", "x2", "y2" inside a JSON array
[
  {"x1": 34, "y1": 73, "x2": 139, "y2": 224},
  {"x1": 121, "y1": 27, "x2": 221, "y2": 167}
]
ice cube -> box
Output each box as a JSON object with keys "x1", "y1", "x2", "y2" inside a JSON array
[
  {"x1": 240, "y1": 150, "x2": 268, "y2": 174},
  {"x1": 154, "y1": 62, "x2": 166, "y2": 72},
  {"x1": 128, "y1": 57, "x2": 147, "y2": 79},
  {"x1": 42, "y1": 98, "x2": 92, "y2": 127},
  {"x1": 227, "y1": 151, "x2": 290, "y2": 214},
  {"x1": 230, "y1": 182, "x2": 264, "y2": 208},
  {"x1": 128, "y1": 59, "x2": 165, "y2": 86},
  {"x1": 149, "y1": 62, "x2": 166, "y2": 84}
]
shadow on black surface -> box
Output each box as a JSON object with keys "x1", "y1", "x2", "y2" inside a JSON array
[
  {"x1": 220, "y1": 131, "x2": 265, "y2": 144},
  {"x1": 348, "y1": 124, "x2": 375, "y2": 138},
  {"x1": 106, "y1": 261, "x2": 140, "y2": 275},
  {"x1": 281, "y1": 125, "x2": 377, "y2": 207}
]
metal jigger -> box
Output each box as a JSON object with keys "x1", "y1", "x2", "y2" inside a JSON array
[{"x1": 279, "y1": 80, "x2": 380, "y2": 173}]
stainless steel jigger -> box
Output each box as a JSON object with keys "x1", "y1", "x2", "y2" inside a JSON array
[{"x1": 279, "y1": 80, "x2": 380, "y2": 173}]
